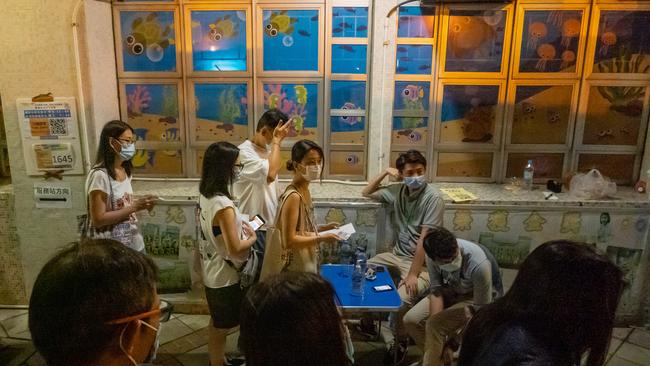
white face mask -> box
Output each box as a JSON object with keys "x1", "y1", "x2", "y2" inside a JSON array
[
  {"x1": 439, "y1": 253, "x2": 462, "y2": 273},
  {"x1": 404, "y1": 175, "x2": 426, "y2": 190},
  {"x1": 301, "y1": 164, "x2": 321, "y2": 181},
  {"x1": 120, "y1": 320, "x2": 160, "y2": 366}
]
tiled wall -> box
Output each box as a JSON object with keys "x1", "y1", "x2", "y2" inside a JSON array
[{"x1": 0, "y1": 189, "x2": 26, "y2": 304}]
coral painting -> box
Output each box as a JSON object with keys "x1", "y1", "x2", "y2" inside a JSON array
[
  {"x1": 119, "y1": 10, "x2": 177, "y2": 72},
  {"x1": 519, "y1": 10, "x2": 583, "y2": 73},
  {"x1": 440, "y1": 84, "x2": 499, "y2": 143},
  {"x1": 189, "y1": 10, "x2": 248, "y2": 72},
  {"x1": 262, "y1": 83, "x2": 318, "y2": 141},
  {"x1": 594, "y1": 11, "x2": 650, "y2": 75},
  {"x1": 194, "y1": 83, "x2": 249, "y2": 141},
  {"x1": 263, "y1": 10, "x2": 319, "y2": 71}
]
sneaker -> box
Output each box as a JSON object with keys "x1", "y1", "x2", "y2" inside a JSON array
[
  {"x1": 356, "y1": 317, "x2": 378, "y2": 338},
  {"x1": 383, "y1": 339, "x2": 408, "y2": 365},
  {"x1": 224, "y1": 355, "x2": 246, "y2": 366}
]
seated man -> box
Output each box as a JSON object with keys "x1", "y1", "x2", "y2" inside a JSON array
[
  {"x1": 408, "y1": 227, "x2": 502, "y2": 366},
  {"x1": 29, "y1": 239, "x2": 170, "y2": 366},
  {"x1": 362, "y1": 149, "x2": 444, "y2": 364}
]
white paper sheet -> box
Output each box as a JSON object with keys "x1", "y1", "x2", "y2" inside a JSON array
[{"x1": 320, "y1": 223, "x2": 356, "y2": 240}]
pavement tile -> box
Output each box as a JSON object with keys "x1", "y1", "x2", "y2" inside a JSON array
[
  {"x1": 615, "y1": 342, "x2": 650, "y2": 365},
  {"x1": 159, "y1": 319, "x2": 195, "y2": 346},
  {"x1": 177, "y1": 315, "x2": 211, "y2": 331},
  {"x1": 1, "y1": 313, "x2": 28, "y2": 337},
  {"x1": 628, "y1": 329, "x2": 650, "y2": 350}
]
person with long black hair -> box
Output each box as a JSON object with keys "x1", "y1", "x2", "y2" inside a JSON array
[
  {"x1": 458, "y1": 240, "x2": 624, "y2": 366},
  {"x1": 198, "y1": 141, "x2": 256, "y2": 366},
  {"x1": 86, "y1": 120, "x2": 156, "y2": 251}
]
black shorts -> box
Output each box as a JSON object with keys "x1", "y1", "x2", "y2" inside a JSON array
[{"x1": 205, "y1": 283, "x2": 246, "y2": 329}]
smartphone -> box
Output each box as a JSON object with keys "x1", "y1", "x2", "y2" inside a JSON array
[
  {"x1": 248, "y1": 215, "x2": 266, "y2": 231},
  {"x1": 372, "y1": 285, "x2": 393, "y2": 292}
]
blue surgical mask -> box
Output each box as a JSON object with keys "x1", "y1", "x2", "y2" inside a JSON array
[
  {"x1": 119, "y1": 143, "x2": 136, "y2": 161},
  {"x1": 404, "y1": 175, "x2": 426, "y2": 190}
]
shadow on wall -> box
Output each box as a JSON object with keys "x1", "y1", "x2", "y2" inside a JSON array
[{"x1": 0, "y1": 95, "x2": 12, "y2": 184}]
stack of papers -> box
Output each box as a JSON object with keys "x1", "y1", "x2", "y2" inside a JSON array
[
  {"x1": 320, "y1": 223, "x2": 356, "y2": 240},
  {"x1": 440, "y1": 188, "x2": 477, "y2": 203}
]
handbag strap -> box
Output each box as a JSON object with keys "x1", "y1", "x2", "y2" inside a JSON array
[{"x1": 282, "y1": 185, "x2": 318, "y2": 233}]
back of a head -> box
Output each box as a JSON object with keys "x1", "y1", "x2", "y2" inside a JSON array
[
  {"x1": 422, "y1": 226, "x2": 458, "y2": 260},
  {"x1": 29, "y1": 239, "x2": 158, "y2": 366},
  {"x1": 240, "y1": 272, "x2": 350, "y2": 366},
  {"x1": 257, "y1": 108, "x2": 288, "y2": 132},
  {"x1": 461, "y1": 240, "x2": 623, "y2": 366}
]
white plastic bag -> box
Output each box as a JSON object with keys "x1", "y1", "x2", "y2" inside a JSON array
[{"x1": 569, "y1": 169, "x2": 617, "y2": 200}]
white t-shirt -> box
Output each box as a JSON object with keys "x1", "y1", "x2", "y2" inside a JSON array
[
  {"x1": 86, "y1": 169, "x2": 144, "y2": 252},
  {"x1": 233, "y1": 140, "x2": 280, "y2": 228},
  {"x1": 198, "y1": 194, "x2": 247, "y2": 288}
]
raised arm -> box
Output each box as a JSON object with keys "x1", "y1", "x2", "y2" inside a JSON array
[
  {"x1": 362, "y1": 167, "x2": 400, "y2": 197},
  {"x1": 267, "y1": 119, "x2": 293, "y2": 183}
]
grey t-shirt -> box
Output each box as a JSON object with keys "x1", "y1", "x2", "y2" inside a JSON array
[
  {"x1": 427, "y1": 239, "x2": 493, "y2": 305},
  {"x1": 370, "y1": 183, "x2": 444, "y2": 258}
]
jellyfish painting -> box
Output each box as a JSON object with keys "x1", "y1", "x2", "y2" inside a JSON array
[
  {"x1": 536, "y1": 43, "x2": 556, "y2": 71},
  {"x1": 561, "y1": 18, "x2": 581, "y2": 49},
  {"x1": 560, "y1": 50, "x2": 576, "y2": 70},
  {"x1": 527, "y1": 22, "x2": 548, "y2": 50},
  {"x1": 482, "y1": 10, "x2": 504, "y2": 27},
  {"x1": 547, "y1": 11, "x2": 566, "y2": 29},
  {"x1": 599, "y1": 31, "x2": 618, "y2": 56}
]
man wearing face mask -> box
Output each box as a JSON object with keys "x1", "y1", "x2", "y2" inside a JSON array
[
  {"x1": 361, "y1": 150, "x2": 444, "y2": 364},
  {"x1": 233, "y1": 108, "x2": 292, "y2": 280},
  {"x1": 417, "y1": 227, "x2": 502, "y2": 366},
  {"x1": 29, "y1": 239, "x2": 170, "y2": 366}
]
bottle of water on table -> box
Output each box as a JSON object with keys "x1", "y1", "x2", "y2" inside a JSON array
[
  {"x1": 523, "y1": 159, "x2": 534, "y2": 190},
  {"x1": 356, "y1": 247, "x2": 367, "y2": 275},
  {"x1": 339, "y1": 240, "x2": 353, "y2": 264},
  {"x1": 351, "y1": 260, "x2": 365, "y2": 296}
]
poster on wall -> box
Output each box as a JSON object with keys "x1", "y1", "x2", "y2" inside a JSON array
[{"x1": 16, "y1": 97, "x2": 84, "y2": 175}]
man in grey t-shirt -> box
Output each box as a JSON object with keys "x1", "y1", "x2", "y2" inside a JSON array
[{"x1": 362, "y1": 150, "x2": 444, "y2": 363}]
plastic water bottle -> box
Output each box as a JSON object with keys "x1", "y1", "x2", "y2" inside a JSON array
[
  {"x1": 339, "y1": 240, "x2": 354, "y2": 264},
  {"x1": 523, "y1": 160, "x2": 534, "y2": 190},
  {"x1": 355, "y1": 248, "x2": 367, "y2": 275},
  {"x1": 351, "y1": 261, "x2": 365, "y2": 296}
]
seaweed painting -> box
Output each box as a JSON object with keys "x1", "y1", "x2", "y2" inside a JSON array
[
  {"x1": 597, "y1": 85, "x2": 645, "y2": 117},
  {"x1": 217, "y1": 88, "x2": 241, "y2": 132},
  {"x1": 263, "y1": 84, "x2": 316, "y2": 137}
]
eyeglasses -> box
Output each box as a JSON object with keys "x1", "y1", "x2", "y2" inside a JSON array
[{"x1": 105, "y1": 300, "x2": 173, "y2": 325}]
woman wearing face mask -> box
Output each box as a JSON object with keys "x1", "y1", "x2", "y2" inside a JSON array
[
  {"x1": 260, "y1": 139, "x2": 342, "y2": 279},
  {"x1": 198, "y1": 141, "x2": 257, "y2": 366},
  {"x1": 86, "y1": 120, "x2": 156, "y2": 251}
]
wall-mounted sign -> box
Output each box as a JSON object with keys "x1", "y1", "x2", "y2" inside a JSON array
[
  {"x1": 16, "y1": 97, "x2": 84, "y2": 175},
  {"x1": 33, "y1": 181, "x2": 72, "y2": 208}
]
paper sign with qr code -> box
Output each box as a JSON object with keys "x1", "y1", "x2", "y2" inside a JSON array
[{"x1": 19, "y1": 100, "x2": 75, "y2": 139}]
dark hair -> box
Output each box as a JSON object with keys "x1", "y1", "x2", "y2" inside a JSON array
[
  {"x1": 199, "y1": 141, "x2": 240, "y2": 199},
  {"x1": 423, "y1": 226, "x2": 458, "y2": 260},
  {"x1": 240, "y1": 272, "x2": 351, "y2": 366},
  {"x1": 94, "y1": 120, "x2": 134, "y2": 179},
  {"x1": 286, "y1": 139, "x2": 324, "y2": 177},
  {"x1": 396, "y1": 149, "x2": 427, "y2": 172},
  {"x1": 459, "y1": 240, "x2": 624, "y2": 366},
  {"x1": 257, "y1": 108, "x2": 288, "y2": 132},
  {"x1": 29, "y1": 239, "x2": 158, "y2": 366}
]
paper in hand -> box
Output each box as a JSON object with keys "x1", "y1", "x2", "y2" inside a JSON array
[{"x1": 320, "y1": 223, "x2": 356, "y2": 240}]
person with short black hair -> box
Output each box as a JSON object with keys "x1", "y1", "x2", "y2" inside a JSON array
[
  {"x1": 416, "y1": 227, "x2": 502, "y2": 366},
  {"x1": 233, "y1": 109, "x2": 293, "y2": 280},
  {"x1": 198, "y1": 141, "x2": 257, "y2": 366},
  {"x1": 458, "y1": 240, "x2": 624, "y2": 366},
  {"x1": 361, "y1": 149, "x2": 444, "y2": 363},
  {"x1": 260, "y1": 140, "x2": 342, "y2": 279},
  {"x1": 240, "y1": 272, "x2": 353, "y2": 366},
  {"x1": 29, "y1": 239, "x2": 164, "y2": 366}
]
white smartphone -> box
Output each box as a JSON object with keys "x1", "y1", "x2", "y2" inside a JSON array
[
  {"x1": 248, "y1": 215, "x2": 266, "y2": 231},
  {"x1": 372, "y1": 285, "x2": 393, "y2": 292}
]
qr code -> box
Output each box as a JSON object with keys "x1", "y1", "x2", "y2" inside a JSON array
[{"x1": 48, "y1": 118, "x2": 67, "y2": 136}]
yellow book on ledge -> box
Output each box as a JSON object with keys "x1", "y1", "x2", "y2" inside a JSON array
[{"x1": 440, "y1": 188, "x2": 477, "y2": 203}]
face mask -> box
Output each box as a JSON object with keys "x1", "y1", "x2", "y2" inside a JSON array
[
  {"x1": 404, "y1": 175, "x2": 426, "y2": 190},
  {"x1": 439, "y1": 253, "x2": 462, "y2": 273},
  {"x1": 119, "y1": 143, "x2": 136, "y2": 161},
  {"x1": 302, "y1": 164, "x2": 321, "y2": 181},
  {"x1": 120, "y1": 320, "x2": 160, "y2": 366}
]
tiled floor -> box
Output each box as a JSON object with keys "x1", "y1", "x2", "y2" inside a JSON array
[{"x1": 2, "y1": 308, "x2": 650, "y2": 366}]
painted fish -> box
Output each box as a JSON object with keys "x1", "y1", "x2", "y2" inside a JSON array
[
  {"x1": 265, "y1": 10, "x2": 298, "y2": 37},
  {"x1": 339, "y1": 102, "x2": 361, "y2": 126},
  {"x1": 399, "y1": 57, "x2": 412, "y2": 62},
  {"x1": 333, "y1": 27, "x2": 343, "y2": 33},
  {"x1": 418, "y1": 64, "x2": 431, "y2": 70},
  {"x1": 161, "y1": 127, "x2": 180, "y2": 142},
  {"x1": 402, "y1": 85, "x2": 424, "y2": 101},
  {"x1": 547, "y1": 110, "x2": 560, "y2": 124},
  {"x1": 397, "y1": 46, "x2": 408, "y2": 53},
  {"x1": 357, "y1": 25, "x2": 367, "y2": 31},
  {"x1": 396, "y1": 66, "x2": 409, "y2": 73},
  {"x1": 344, "y1": 7, "x2": 356, "y2": 13},
  {"x1": 132, "y1": 150, "x2": 154, "y2": 168},
  {"x1": 339, "y1": 44, "x2": 355, "y2": 53},
  {"x1": 294, "y1": 85, "x2": 308, "y2": 105},
  {"x1": 159, "y1": 116, "x2": 177, "y2": 124},
  {"x1": 217, "y1": 123, "x2": 235, "y2": 133},
  {"x1": 340, "y1": 22, "x2": 353, "y2": 29},
  {"x1": 298, "y1": 30, "x2": 311, "y2": 37},
  {"x1": 408, "y1": 130, "x2": 422, "y2": 142},
  {"x1": 397, "y1": 129, "x2": 413, "y2": 137},
  {"x1": 208, "y1": 15, "x2": 239, "y2": 41},
  {"x1": 522, "y1": 102, "x2": 536, "y2": 114},
  {"x1": 125, "y1": 12, "x2": 174, "y2": 63},
  {"x1": 311, "y1": 15, "x2": 319, "y2": 21}
]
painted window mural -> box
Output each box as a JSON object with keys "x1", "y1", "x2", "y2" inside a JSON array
[
  {"x1": 444, "y1": 10, "x2": 507, "y2": 73},
  {"x1": 331, "y1": 44, "x2": 367, "y2": 74},
  {"x1": 193, "y1": 83, "x2": 249, "y2": 142},
  {"x1": 330, "y1": 81, "x2": 365, "y2": 145},
  {"x1": 118, "y1": 10, "x2": 177, "y2": 73},
  {"x1": 518, "y1": 10, "x2": 583, "y2": 73},
  {"x1": 593, "y1": 11, "x2": 650, "y2": 75},
  {"x1": 396, "y1": 45, "x2": 433, "y2": 75},
  {"x1": 506, "y1": 153, "x2": 565, "y2": 181},
  {"x1": 397, "y1": 6, "x2": 435, "y2": 38},
  {"x1": 437, "y1": 152, "x2": 493, "y2": 179},
  {"x1": 125, "y1": 83, "x2": 181, "y2": 143},
  {"x1": 189, "y1": 10, "x2": 247, "y2": 72},
  {"x1": 262, "y1": 10, "x2": 320, "y2": 72},
  {"x1": 392, "y1": 82, "x2": 430, "y2": 148},
  {"x1": 439, "y1": 84, "x2": 500, "y2": 144},
  {"x1": 511, "y1": 85, "x2": 573, "y2": 145},
  {"x1": 332, "y1": 7, "x2": 368, "y2": 38},
  {"x1": 262, "y1": 83, "x2": 319, "y2": 142}
]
